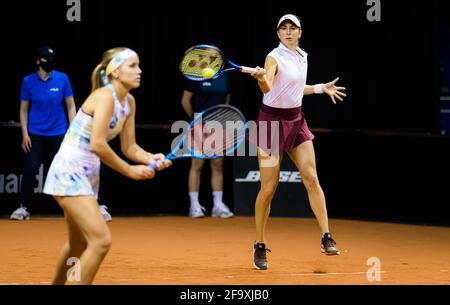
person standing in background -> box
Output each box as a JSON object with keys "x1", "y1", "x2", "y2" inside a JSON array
[
  {"x1": 10, "y1": 46, "x2": 76, "y2": 220},
  {"x1": 181, "y1": 72, "x2": 234, "y2": 218},
  {"x1": 10, "y1": 46, "x2": 113, "y2": 221}
]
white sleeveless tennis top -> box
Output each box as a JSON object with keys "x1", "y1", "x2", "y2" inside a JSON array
[
  {"x1": 262, "y1": 43, "x2": 308, "y2": 109},
  {"x1": 43, "y1": 85, "x2": 131, "y2": 196},
  {"x1": 62, "y1": 84, "x2": 130, "y2": 153}
]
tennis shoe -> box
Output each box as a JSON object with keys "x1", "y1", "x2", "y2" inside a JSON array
[
  {"x1": 253, "y1": 242, "x2": 271, "y2": 270},
  {"x1": 321, "y1": 233, "x2": 340, "y2": 255},
  {"x1": 189, "y1": 204, "x2": 206, "y2": 218},
  {"x1": 211, "y1": 202, "x2": 234, "y2": 218},
  {"x1": 99, "y1": 205, "x2": 112, "y2": 222},
  {"x1": 10, "y1": 206, "x2": 31, "y2": 221}
]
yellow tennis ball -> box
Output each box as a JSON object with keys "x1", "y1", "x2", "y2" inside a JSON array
[{"x1": 202, "y1": 68, "x2": 215, "y2": 79}]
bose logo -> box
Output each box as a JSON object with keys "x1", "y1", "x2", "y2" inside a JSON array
[{"x1": 235, "y1": 171, "x2": 302, "y2": 183}]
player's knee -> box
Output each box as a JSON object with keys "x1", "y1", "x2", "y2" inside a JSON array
[
  {"x1": 98, "y1": 238, "x2": 112, "y2": 255},
  {"x1": 91, "y1": 234, "x2": 112, "y2": 255},
  {"x1": 302, "y1": 172, "x2": 320, "y2": 189},
  {"x1": 259, "y1": 185, "x2": 278, "y2": 201}
]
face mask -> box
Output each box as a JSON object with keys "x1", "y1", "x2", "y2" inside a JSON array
[{"x1": 39, "y1": 59, "x2": 55, "y2": 73}]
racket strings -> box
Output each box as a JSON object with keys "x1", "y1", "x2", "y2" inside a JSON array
[
  {"x1": 189, "y1": 131, "x2": 238, "y2": 156},
  {"x1": 190, "y1": 108, "x2": 246, "y2": 157},
  {"x1": 205, "y1": 112, "x2": 245, "y2": 150},
  {"x1": 180, "y1": 48, "x2": 223, "y2": 80}
]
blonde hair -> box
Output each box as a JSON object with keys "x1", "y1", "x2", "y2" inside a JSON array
[{"x1": 90, "y1": 47, "x2": 127, "y2": 92}]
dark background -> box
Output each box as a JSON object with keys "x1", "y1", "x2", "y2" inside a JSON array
[
  {"x1": 1, "y1": 0, "x2": 449, "y2": 225},
  {"x1": 1, "y1": 0, "x2": 448, "y2": 131}
]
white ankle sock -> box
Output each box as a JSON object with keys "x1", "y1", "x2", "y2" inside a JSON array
[
  {"x1": 189, "y1": 192, "x2": 200, "y2": 208},
  {"x1": 213, "y1": 191, "x2": 223, "y2": 207}
]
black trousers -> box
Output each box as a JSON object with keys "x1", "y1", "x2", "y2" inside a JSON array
[{"x1": 19, "y1": 133, "x2": 64, "y2": 209}]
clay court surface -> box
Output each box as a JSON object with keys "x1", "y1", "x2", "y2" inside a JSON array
[{"x1": 1, "y1": 217, "x2": 449, "y2": 285}]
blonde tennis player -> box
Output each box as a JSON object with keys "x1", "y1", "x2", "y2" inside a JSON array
[{"x1": 43, "y1": 47, "x2": 171, "y2": 284}]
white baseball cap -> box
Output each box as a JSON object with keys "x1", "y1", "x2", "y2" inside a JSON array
[{"x1": 277, "y1": 14, "x2": 301, "y2": 28}]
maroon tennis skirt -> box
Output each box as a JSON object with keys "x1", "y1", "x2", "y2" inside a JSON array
[{"x1": 248, "y1": 104, "x2": 314, "y2": 154}]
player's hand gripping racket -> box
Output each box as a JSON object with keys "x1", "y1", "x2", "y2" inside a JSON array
[
  {"x1": 179, "y1": 44, "x2": 265, "y2": 81},
  {"x1": 149, "y1": 105, "x2": 247, "y2": 170}
]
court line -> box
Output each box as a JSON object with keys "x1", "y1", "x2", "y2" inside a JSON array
[
  {"x1": 221, "y1": 271, "x2": 387, "y2": 279},
  {"x1": 287, "y1": 271, "x2": 386, "y2": 277}
]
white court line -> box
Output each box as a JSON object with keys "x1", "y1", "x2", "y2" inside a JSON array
[
  {"x1": 223, "y1": 271, "x2": 386, "y2": 279},
  {"x1": 287, "y1": 271, "x2": 386, "y2": 277}
]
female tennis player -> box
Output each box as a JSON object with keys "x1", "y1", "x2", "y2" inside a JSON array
[
  {"x1": 43, "y1": 47, "x2": 171, "y2": 284},
  {"x1": 250, "y1": 14, "x2": 347, "y2": 270}
]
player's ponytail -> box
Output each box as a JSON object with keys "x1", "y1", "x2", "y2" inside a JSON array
[{"x1": 90, "y1": 63, "x2": 104, "y2": 92}]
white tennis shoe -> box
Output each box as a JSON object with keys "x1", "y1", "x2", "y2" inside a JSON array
[
  {"x1": 99, "y1": 205, "x2": 112, "y2": 222},
  {"x1": 212, "y1": 202, "x2": 234, "y2": 218},
  {"x1": 189, "y1": 204, "x2": 206, "y2": 218},
  {"x1": 10, "y1": 206, "x2": 31, "y2": 221}
]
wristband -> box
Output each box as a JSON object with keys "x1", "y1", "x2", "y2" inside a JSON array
[{"x1": 314, "y1": 83, "x2": 325, "y2": 94}]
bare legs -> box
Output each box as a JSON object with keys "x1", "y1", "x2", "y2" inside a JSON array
[
  {"x1": 255, "y1": 149, "x2": 282, "y2": 243},
  {"x1": 288, "y1": 141, "x2": 330, "y2": 234},
  {"x1": 53, "y1": 196, "x2": 111, "y2": 285},
  {"x1": 255, "y1": 140, "x2": 331, "y2": 244}
]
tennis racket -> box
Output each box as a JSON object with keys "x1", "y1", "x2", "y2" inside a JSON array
[
  {"x1": 149, "y1": 105, "x2": 247, "y2": 170},
  {"x1": 179, "y1": 44, "x2": 264, "y2": 81}
]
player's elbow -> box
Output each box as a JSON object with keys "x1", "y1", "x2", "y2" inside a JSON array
[
  {"x1": 90, "y1": 139, "x2": 108, "y2": 155},
  {"x1": 259, "y1": 82, "x2": 271, "y2": 94},
  {"x1": 261, "y1": 86, "x2": 271, "y2": 94}
]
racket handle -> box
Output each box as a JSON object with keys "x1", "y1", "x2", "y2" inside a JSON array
[
  {"x1": 240, "y1": 66, "x2": 266, "y2": 74},
  {"x1": 240, "y1": 66, "x2": 256, "y2": 74}
]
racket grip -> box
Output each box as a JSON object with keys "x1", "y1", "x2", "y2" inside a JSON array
[
  {"x1": 240, "y1": 66, "x2": 266, "y2": 74},
  {"x1": 149, "y1": 160, "x2": 162, "y2": 171},
  {"x1": 240, "y1": 66, "x2": 257, "y2": 74}
]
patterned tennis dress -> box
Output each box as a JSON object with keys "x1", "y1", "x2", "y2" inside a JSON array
[{"x1": 43, "y1": 85, "x2": 130, "y2": 196}]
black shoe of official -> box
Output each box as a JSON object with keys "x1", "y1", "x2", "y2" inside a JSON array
[
  {"x1": 253, "y1": 242, "x2": 271, "y2": 270},
  {"x1": 321, "y1": 233, "x2": 340, "y2": 256}
]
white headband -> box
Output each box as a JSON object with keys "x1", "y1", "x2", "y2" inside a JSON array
[{"x1": 105, "y1": 49, "x2": 137, "y2": 76}]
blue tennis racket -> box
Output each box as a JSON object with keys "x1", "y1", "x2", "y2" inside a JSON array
[
  {"x1": 149, "y1": 104, "x2": 247, "y2": 170},
  {"x1": 179, "y1": 44, "x2": 264, "y2": 81}
]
